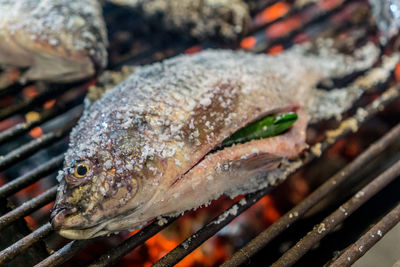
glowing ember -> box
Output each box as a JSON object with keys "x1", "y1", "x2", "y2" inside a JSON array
[
  {"x1": 43, "y1": 99, "x2": 56, "y2": 109},
  {"x1": 267, "y1": 45, "x2": 284, "y2": 54},
  {"x1": 185, "y1": 45, "x2": 203, "y2": 54},
  {"x1": 24, "y1": 216, "x2": 38, "y2": 228},
  {"x1": 25, "y1": 111, "x2": 41, "y2": 123},
  {"x1": 29, "y1": 126, "x2": 43, "y2": 139},
  {"x1": 117, "y1": 194, "x2": 284, "y2": 267},
  {"x1": 266, "y1": 17, "x2": 302, "y2": 39},
  {"x1": 22, "y1": 85, "x2": 39, "y2": 99},
  {"x1": 240, "y1": 36, "x2": 257, "y2": 50},
  {"x1": 395, "y1": 63, "x2": 400, "y2": 81},
  {"x1": 256, "y1": 2, "x2": 290, "y2": 25}
]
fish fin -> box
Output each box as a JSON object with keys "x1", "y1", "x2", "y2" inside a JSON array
[{"x1": 231, "y1": 152, "x2": 283, "y2": 172}]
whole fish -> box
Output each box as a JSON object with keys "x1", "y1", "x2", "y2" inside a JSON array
[
  {"x1": 0, "y1": 0, "x2": 107, "y2": 82},
  {"x1": 51, "y1": 41, "x2": 378, "y2": 239},
  {"x1": 108, "y1": 0, "x2": 250, "y2": 41}
]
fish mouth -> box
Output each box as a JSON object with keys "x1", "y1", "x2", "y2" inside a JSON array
[
  {"x1": 58, "y1": 222, "x2": 110, "y2": 240},
  {"x1": 50, "y1": 206, "x2": 107, "y2": 239},
  {"x1": 51, "y1": 206, "x2": 147, "y2": 239}
]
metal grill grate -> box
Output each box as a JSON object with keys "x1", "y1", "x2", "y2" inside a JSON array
[{"x1": 0, "y1": 0, "x2": 399, "y2": 266}]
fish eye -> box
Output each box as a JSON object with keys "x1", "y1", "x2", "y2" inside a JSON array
[{"x1": 74, "y1": 163, "x2": 90, "y2": 178}]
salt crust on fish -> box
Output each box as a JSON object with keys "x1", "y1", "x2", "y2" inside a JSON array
[{"x1": 53, "y1": 41, "x2": 379, "y2": 239}]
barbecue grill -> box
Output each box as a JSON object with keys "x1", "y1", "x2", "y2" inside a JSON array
[{"x1": 0, "y1": 0, "x2": 399, "y2": 266}]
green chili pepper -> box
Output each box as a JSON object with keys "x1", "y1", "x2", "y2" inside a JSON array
[{"x1": 221, "y1": 112, "x2": 298, "y2": 147}]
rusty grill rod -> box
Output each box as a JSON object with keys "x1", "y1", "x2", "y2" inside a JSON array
[
  {"x1": 0, "y1": 154, "x2": 64, "y2": 199},
  {"x1": 223, "y1": 123, "x2": 400, "y2": 266},
  {"x1": 88, "y1": 218, "x2": 177, "y2": 267},
  {"x1": 330, "y1": 202, "x2": 400, "y2": 266},
  {"x1": 33, "y1": 217, "x2": 177, "y2": 267},
  {"x1": 34, "y1": 239, "x2": 93, "y2": 267},
  {"x1": 0, "y1": 112, "x2": 80, "y2": 171},
  {"x1": 152, "y1": 188, "x2": 276, "y2": 267},
  {"x1": 92, "y1": 83, "x2": 400, "y2": 266},
  {"x1": 0, "y1": 186, "x2": 57, "y2": 231},
  {"x1": 0, "y1": 223, "x2": 52, "y2": 264},
  {"x1": 0, "y1": 93, "x2": 85, "y2": 145},
  {"x1": 271, "y1": 159, "x2": 400, "y2": 267}
]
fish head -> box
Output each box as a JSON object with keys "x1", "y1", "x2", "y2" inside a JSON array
[{"x1": 50, "y1": 112, "x2": 162, "y2": 239}]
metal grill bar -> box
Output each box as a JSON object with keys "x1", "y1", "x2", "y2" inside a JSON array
[
  {"x1": 223, "y1": 122, "x2": 400, "y2": 266},
  {"x1": 0, "y1": 114, "x2": 79, "y2": 171},
  {"x1": 153, "y1": 189, "x2": 276, "y2": 267},
  {"x1": 0, "y1": 186, "x2": 56, "y2": 231},
  {"x1": 0, "y1": 93, "x2": 85, "y2": 145},
  {"x1": 88, "y1": 218, "x2": 177, "y2": 267},
  {"x1": 0, "y1": 154, "x2": 63, "y2": 199},
  {"x1": 0, "y1": 222, "x2": 52, "y2": 264},
  {"x1": 271, "y1": 160, "x2": 400, "y2": 267},
  {"x1": 34, "y1": 217, "x2": 177, "y2": 267},
  {"x1": 330, "y1": 202, "x2": 400, "y2": 267},
  {"x1": 34, "y1": 240, "x2": 92, "y2": 267}
]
